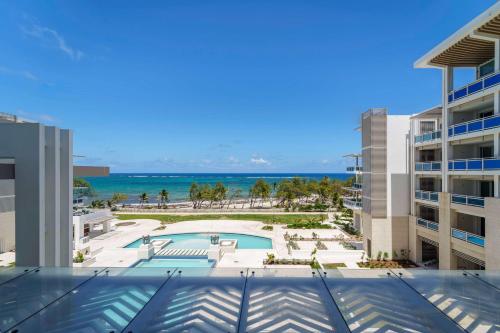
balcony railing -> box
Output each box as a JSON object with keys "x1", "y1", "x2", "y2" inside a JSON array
[
  {"x1": 448, "y1": 114, "x2": 500, "y2": 138},
  {"x1": 448, "y1": 158, "x2": 500, "y2": 171},
  {"x1": 448, "y1": 71, "x2": 500, "y2": 103},
  {"x1": 451, "y1": 228, "x2": 485, "y2": 247},
  {"x1": 346, "y1": 166, "x2": 362, "y2": 172},
  {"x1": 353, "y1": 183, "x2": 362, "y2": 189},
  {"x1": 415, "y1": 190, "x2": 439, "y2": 202},
  {"x1": 343, "y1": 198, "x2": 362, "y2": 209},
  {"x1": 415, "y1": 130, "x2": 441, "y2": 144},
  {"x1": 416, "y1": 218, "x2": 439, "y2": 231},
  {"x1": 451, "y1": 194, "x2": 485, "y2": 208},
  {"x1": 415, "y1": 161, "x2": 441, "y2": 172}
]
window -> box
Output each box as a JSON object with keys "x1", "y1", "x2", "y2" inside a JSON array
[{"x1": 478, "y1": 59, "x2": 494, "y2": 78}]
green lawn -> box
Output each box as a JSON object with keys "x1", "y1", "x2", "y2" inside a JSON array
[
  {"x1": 116, "y1": 213, "x2": 327, "y2": 226},
  {"x1": 322, "y1": 263, "x2": 347, "y2": 269}
]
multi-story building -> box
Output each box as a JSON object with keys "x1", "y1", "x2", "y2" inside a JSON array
[
  {"x1": 358, "y1": 108, "x2": 411, "y2": 260},
  {"x1": 411, "y1": 2, "x2": 500, "y2": 270}
]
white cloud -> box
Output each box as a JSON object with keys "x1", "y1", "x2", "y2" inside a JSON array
[
  {"x1": 21, "y1": 23, "x2": 84, "y2": 60},
  {"x1": 228, "y1": 156, "x2": 239, "y2": 163},
  {"x1": 250, "y1": 157, "x2": 270, "y2": 165},
  {"x1": 0, "y1": 66, "x2": 38, "y2": 81}
]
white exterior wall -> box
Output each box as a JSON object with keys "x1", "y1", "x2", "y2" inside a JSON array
[{"x1": 0, "y1": 122, "x2": 73, "y2": 267}]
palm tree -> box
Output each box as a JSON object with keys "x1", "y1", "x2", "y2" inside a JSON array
[
  {"x1": 139, "y1": 192, "x2": 149, "y2": 207},
  {"x1": 159, "y1": 189, "x2": 169, "y2": 208}
]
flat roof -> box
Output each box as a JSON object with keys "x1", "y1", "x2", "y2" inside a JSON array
[
  {"x1": 415, "y1": 2, "x2": 500, "y2": 68},
  {"x1": 411, "y1": 105, "x2": 442, "y2": 119},
  {"x1": 0, "y1": 267, "x2": 498, "y2": 332}
]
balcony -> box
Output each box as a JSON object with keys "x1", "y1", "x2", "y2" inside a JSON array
[
  {"x1": 415, "y1": 130, "x2": 441, "y2": 144},
  {"x1": 416, "y1": 217, "x2": 439, "y2": 232},
  {"x1": 346, "y1": 166, "x2": 362, "y2": 172},
  {"x1": 448, "y1": 158, "x2": 500, "y2": 171},
  {"x1": 353, "y1": 183, "x2": 362, "y2": 190},
  {"x1": 447, "y1": 71, "x2": 500, "y2": 104},
  {"x1": 451, "y1": 228, "x2": 485, "y2": 247},
  {"x1": 343, "y1": 197, "x2": 362, "y2": 210},
  {"x1": 415, "y1": 190, "x2": 439, "y2": 203},
  {"x1": 448, "y1": 114, "x2": 500, "y2": 138},
  {"x1": 451, "y1": 194, "x2": 485, "y2": 208},
  {"x1": 415, "y1": 161, "x2": 441, "y2": 172}
]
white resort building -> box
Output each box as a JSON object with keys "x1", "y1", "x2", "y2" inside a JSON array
[{"x1": 352, "y1": 3, "x2": 500, "y2": 270}]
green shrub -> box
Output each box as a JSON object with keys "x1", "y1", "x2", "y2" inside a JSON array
[{"x1": 262, "y1": 225, "x2": 273, "y2": 231}]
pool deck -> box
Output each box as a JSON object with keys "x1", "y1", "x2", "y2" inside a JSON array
[{"x1": 87, "y1": 218, "x2": 363, "y2": 268}]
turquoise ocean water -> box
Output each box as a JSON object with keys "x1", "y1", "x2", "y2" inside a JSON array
[{"x1": 83, "y1": 173, "x2": 350, "y2": 203}]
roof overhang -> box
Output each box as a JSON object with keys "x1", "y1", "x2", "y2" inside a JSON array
[
  {"x1": 411, "y1": 105, "x2": 442, "y2": 119},
  {"x1": 415, "y1": 2, "x2": 500, "y2": 68}
]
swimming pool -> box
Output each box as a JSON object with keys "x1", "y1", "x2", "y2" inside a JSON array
[
  {"x1": 125, "y1": 232, "x2": 273, "y2": 249},
  {"x1": 134, "y1": 258, "x2": 215, "y2": 268}
]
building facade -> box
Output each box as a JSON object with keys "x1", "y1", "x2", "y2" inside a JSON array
[
  {"x1": 357, "y1": 109, "x2": 411, "y2": 260},
  {"x1": 0, "y1": 113, "x2": 73, "y2": 267},
  {"x1": 410, "y1": 3, "x2": 500, "y2": 270}
]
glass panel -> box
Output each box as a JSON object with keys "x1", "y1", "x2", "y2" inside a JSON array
[
  {"x1": 239, "y1": 268, "x2": 349, "y2": 333},
  {"x1": 483, "y1": 158, "x2": 500, "y2": 170},
  {"x1": 469, "y1": 271, "x2": 500, "y2": 289},
  {"x1": 467, "y1": 234, "x2": 485, "y2": 247},
  {"x1": 454, "y1": 161, "x2": 466, "y2": 170},
  {"x1": 484, "y1": 115, "x2": 500, "y2": 129},
  {"x1": 10, "y1": 267, "x2": 171, "y2": 333},
  {"x1": 124, "y1": 268, "x2": 246, "y2": 333},
  {"x1": 467, "y1": 120, "x2": 483, "y2": 132},
  {"x1": 417, "y1": 218, "x2": 427, "y2": 227},
  {"x1": 484, "y1": 72, "x2": 500, "y2": 88},
  {"x1": 0, "y1": 267, "x2": 35, "y2": 285},
  {"x1": 454, "y1": 125, "x2": 467, "y2": 135},
  {"x1": 454, "y1": 88, "x2": 467, "y2": 100},
  {"x1": 451, "y1": 229, "x2": 466, "y2": 241},
  {"x1": 0, "y1": 267, "x2": 100, "y2": 332},
  {"x1": 451, "y1": 194, "x2": 467, "y2": 205},
  {"x1": 432, "y1": 162, "x2": 441, "y2": 171},
  {"x1": 478, "y1": 60, "x2": 494, "y2": 78},
  {"x1": 468, "y1": 197, "x2": 485, "y2": 208},
  {"x1": 428, "y1": 221, "x2": 439, "y2": 231},
  {"x1": 395, "y1": 270, "x2": 500, "y2": 332},
  {"x1": 468, "y1": 80, "x2": 483, "y2": 94},
  {"x1": 322, "y1": 270, "x2": 463, "y2": 332},
  {"x1": 430, "y1": 192, "x2": 439, "y2": 202},
  {"x1": 467, "y1": 160, "x2": 482, "y2": 170}
]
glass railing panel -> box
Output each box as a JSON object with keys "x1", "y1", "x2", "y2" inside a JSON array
[
  {"x1": 467, "y1": 159, "x2": 482, "y2": 170},
  {"x1": 484, "y1": 115, "x2": 500, "y2": 129},
  {"x1": 468, "y1": 80, "x2": 483, "y2": 94},
  {"x1": 394, "y1": 270, "x2": 500, "y2": 332},
  {"x1": 484, "y1": 158, "x2": 500, "y2": 170},
  {"x1": 454, "y1": 87, "x2": 467, "y2": 100},
  {"x1": 0, "y1": 267, "x2": 102, "y2": 332},
  {"x1": 321, "y1": 270, "x2": 462, "y2": 333},
  {"x1": 451, "y1": 228, "x2": 467, "y2": 241},
  {"x1": 467, "y1": 234, "x2": 485, "y2": 247},
  {"x1": 451, "y1": 194, "x2": 467, "y2": 205},
  {"x1": 468, "y1": 196, "x2": 485, "y2": 207},
  {"x1": 417, "y1": 218, "x2": 427, "y2": 227},
  {"x1": 124, "y1": 268, "x2": 247, "y2": 333},
  {"x1": 428, "y1": 221, "x2": 439, "y2": 231},
  {"x1": 11, "y1": 267, "x2": 173, "y2": 333},
  {"x1": 0, "y1": 267, "x2": 36, "y2": 285},
  {"x1": 238, "y1": 269, "x2": 349, "y2": 333},
  {"x1": 432, "y1": 162, "x2": 441, "y2": 171},
  {"x1": 468, "y1": 120, "x2": 483, "y2": 132},
  {"x1": 453, "y1": 160, "x2": 466, "y2": 170},
  {"x1": 484, "y1": 72, "x2": 500, "y2": 88},
  {"x1": 454, "y1": 124, "x2": 467, "y2": 135},
  {"x1": 430, "y1": 192, "x2": 439, "y2": 201}
]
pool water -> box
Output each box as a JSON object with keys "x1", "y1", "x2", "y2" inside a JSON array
[
  {"x1": 134, "y1": 258, "x2": 215, "y2": 268},
  {"x1": 125, "y1": 232, "x2": 272, "y2": 249}
]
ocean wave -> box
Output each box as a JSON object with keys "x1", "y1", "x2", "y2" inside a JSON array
[
  {"x1": 128, "y1": 175, "x2": 148, "y2": 178},
  {"x1": 245, "y1": 176, "x2": 294, "y2": 179}
]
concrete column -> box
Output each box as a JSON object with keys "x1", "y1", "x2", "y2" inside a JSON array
[
  {"x1": 485, "y1": 197, "x2": 500, "y2": 269},
  {"x1": 442, "y1": 67, "x2": 453, "y2": 193},
  {"x1": 495, "y1": 39, "x2": 500, "y2": 72},
  {"x1": 0, "y1": 123, "x2": 46, "y2": 266},
  {"x1": 438, "y1": 192, "x2": 452, "y2": 269},
  {"x1": 408, "y1": 215, "x2": 417, "y2": 262},
  {"x1": 44, "y1": 127, "x2": 61, "y2": 266},
  {"x1": 60, "y1": 129, "x2": 73, "y2": 266}
]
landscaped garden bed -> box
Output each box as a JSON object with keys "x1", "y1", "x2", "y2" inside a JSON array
[
  {"x1": 357, "y1": 260, "x2": 417, "y2": 269},
  {"x1": 322, "y1": 263, "x2": 347, "y2": 269}
]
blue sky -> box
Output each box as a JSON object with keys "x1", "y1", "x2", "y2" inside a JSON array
[{"x1": 0, "y1": 1, "x2": 496, "y2": 173}]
